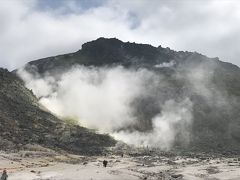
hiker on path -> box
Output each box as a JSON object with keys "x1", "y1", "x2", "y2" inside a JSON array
[
  {"x1": 1, "y1": 170, "x2": 8, "y2": 180},
  {"x1": 103, "y1": 160, "x2": 108, "y2": 167}
]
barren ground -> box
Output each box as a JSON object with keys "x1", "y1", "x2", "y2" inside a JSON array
[{"x1": 0, "y1": 150, "x2": 240, "y2": 180}]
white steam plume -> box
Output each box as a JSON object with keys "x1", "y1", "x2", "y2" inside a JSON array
[
  {"x1": 113, "y1": 98, "x2": 192, "y2": 150},
  {"x1": 154, "y1": 60, "x2": 176, "y2": 68},
  {"x1": 19, "y1": 66, "x2": 154, "y2": 132},
  {"x1": 18, "y1": 65, "x2": 193, "y2": 149}
]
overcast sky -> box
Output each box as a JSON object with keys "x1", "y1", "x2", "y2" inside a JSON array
[{"x1": 0, "y1": 0, "x2": 240, "y2": 70}]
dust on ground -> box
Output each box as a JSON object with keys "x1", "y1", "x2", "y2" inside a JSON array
[{"x1": 0, "y1": 148, "x2": 240, "y2": 180}]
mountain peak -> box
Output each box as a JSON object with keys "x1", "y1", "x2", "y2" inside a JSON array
[
  {"x1": 81, "y1": 37, "x2": 124, "y2": 52},
  {"x1": 24, "y1": 37, "x2": 237, "y2": 76},
  {"x1": 16, "y1": 38, "x2": 240, "y2": 153},
  {"x1": 79, "y1": 37, "x2": 171, "y2": 66}
]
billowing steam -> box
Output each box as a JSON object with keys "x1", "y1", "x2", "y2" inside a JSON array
[
  {"x1": 18, "y1": 65, "x2": 197, "y2": 149},
  {"x1": 19, "y1": 66, "x2": 152, "y2": 131},
  {"x1": 113, "y1": 98, "x2": 192, "y2": 150}
]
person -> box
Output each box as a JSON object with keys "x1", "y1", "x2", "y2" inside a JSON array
[
  {"x1": 103, "y1": 160, "x2": 108, "y2": 167},
  {"x1": 1, "y1": 170, "x2": 8, "y2": 180}
]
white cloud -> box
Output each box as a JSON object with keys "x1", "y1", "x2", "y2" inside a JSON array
[{"x1": 0, "y1": 0, "x2": 240, "y2": 70}]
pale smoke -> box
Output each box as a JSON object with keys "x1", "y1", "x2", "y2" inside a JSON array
[
  {"x1": 18, "y1": 68, "x2": 55, "y2": 97},
  {"x1": 39, "y1": 66, "x2": 150, "y2": 132},
  {"x1": 184, "y1": 61, "x2": 229, "y2": 108},
  {"x1": 113, "y1": 98, "x2": 192, "y2": 150},
  {"x1": 18, "y1": 65, "x2": 193, "y2": 149},
  {"x1": 18, "y1": 66, "x2": 154, "y2": 132},
  {"x1": 154, "y1": 60, "x2": 176, "y2": 68}
]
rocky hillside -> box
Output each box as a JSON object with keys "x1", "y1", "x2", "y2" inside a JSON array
[
  {"x1": 20, "y1": 38, "x2": 240, "y2": 154},
  {"x1": 0, "y1": 68, "x2": 115, "y2": 154},
  {"x1": 25, "y1": 38, "x2": 211, "y2": 74}
]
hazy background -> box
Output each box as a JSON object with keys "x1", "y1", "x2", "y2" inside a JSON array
[{"x1": 0, "y1": 0, "x2": 240, "y2": 70}]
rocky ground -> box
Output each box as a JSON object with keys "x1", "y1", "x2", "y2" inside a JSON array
[{"x1": 0, "y1": 147, "x2": 240, "y2": 180}]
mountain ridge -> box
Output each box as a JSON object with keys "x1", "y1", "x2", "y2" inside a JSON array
[
  {"x1": 17, "y1": 37, "x2": 240, "y2": 154},
  {"x1": 23, "y1": 37, "x2": 240, "y2": 75}
]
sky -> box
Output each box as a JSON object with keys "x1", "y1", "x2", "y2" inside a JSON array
[{"x1": 0, "y1": 0, "x2": 240, "y2": 70}]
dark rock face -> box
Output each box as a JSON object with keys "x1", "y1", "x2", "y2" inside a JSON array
[
  {"x1": 0, "y1": 68, "x2": 115, "y2": 154},
  {"x1": 26, "y1": 38, "x2": 177, "y2": 74},
  {"x1": 20, "y1": 38, "x2": 240, "y2": 153}
]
